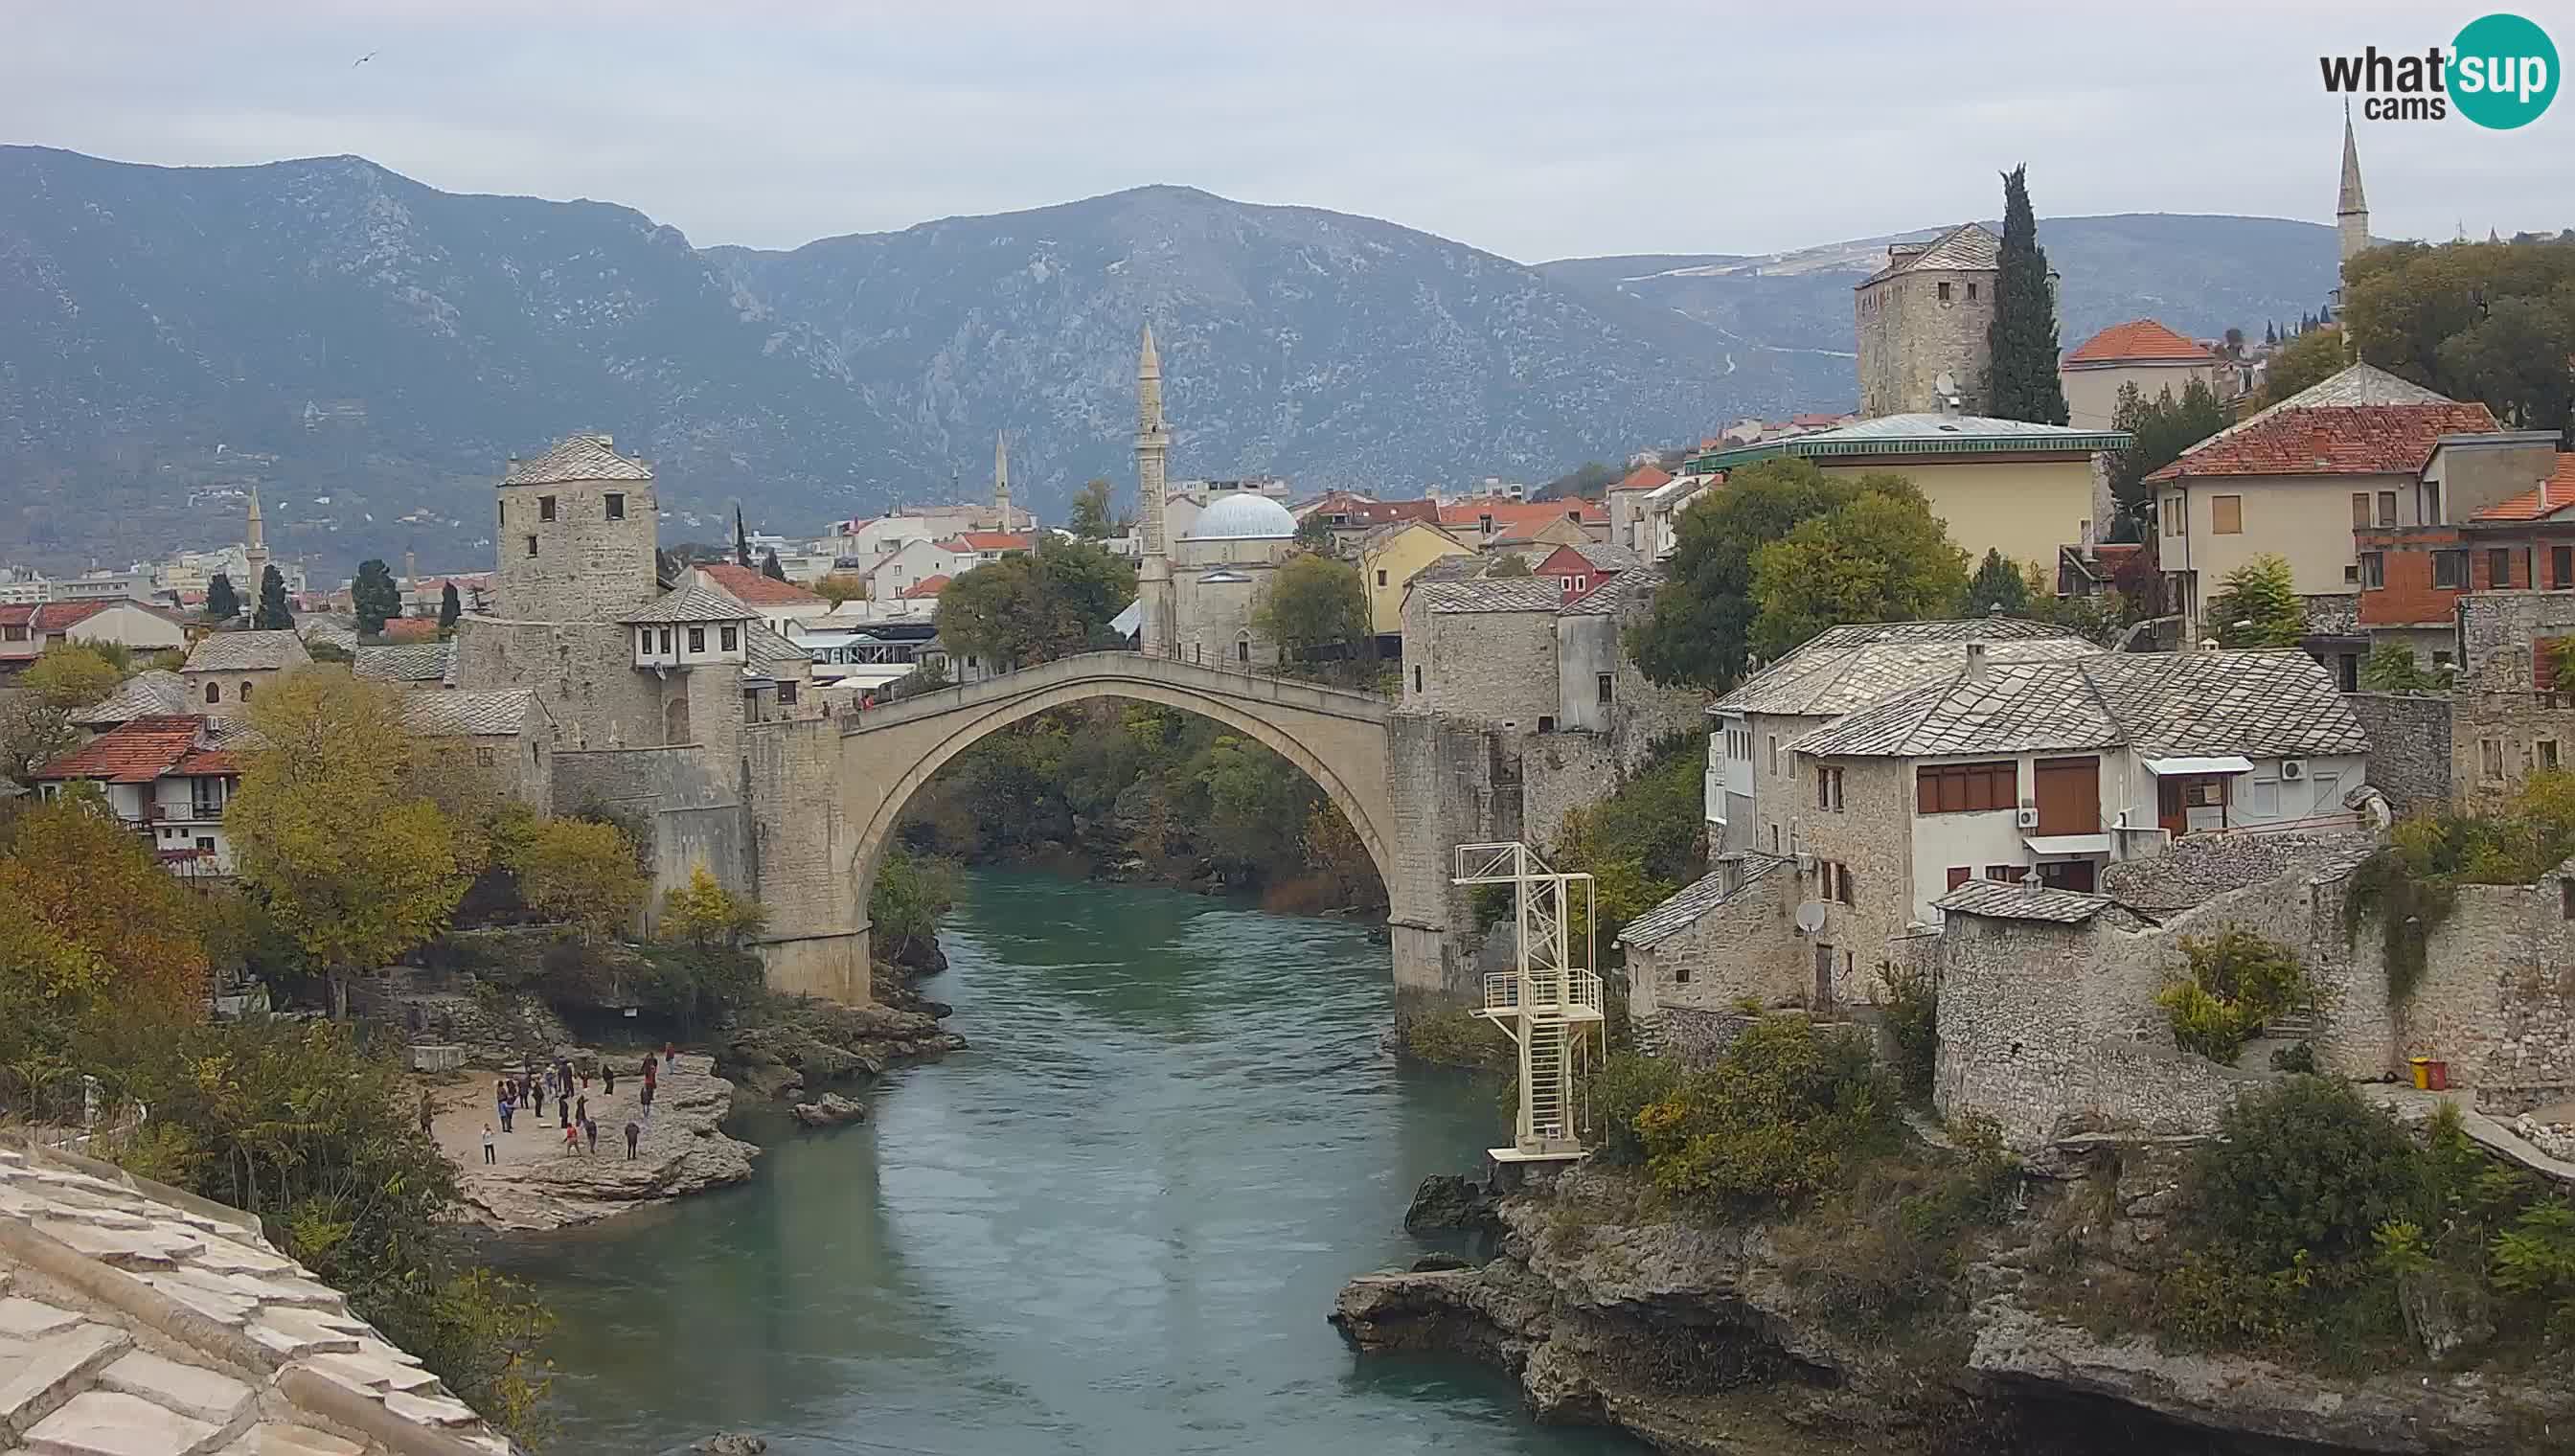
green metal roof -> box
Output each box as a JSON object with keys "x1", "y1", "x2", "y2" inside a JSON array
[{"x1": 1687, "y1": 414, "x2": 2131, "y2": 473}]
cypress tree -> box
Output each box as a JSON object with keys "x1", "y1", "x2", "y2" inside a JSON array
[
  {"x1": 252, "y1": 564, "x2": 293, "y2": 631},
  {"x1": 734, "y1": 507, "x2": 753, "y2": 569},
  {"x1": 1985, "y1": 164, "x2": 2069, "y2": 424},
  {"x1": 352, "y1": 558, "x2": 400, "y2": 635},
  {"x1": 761, "y1": 548, "x2": 787, "y2": 582},
  {"x1": 205, "y1": 572, "x2": 239, "y2": 622},
  {"x1": 438, "y1": 581, "x2": 462, "y2": 629}
]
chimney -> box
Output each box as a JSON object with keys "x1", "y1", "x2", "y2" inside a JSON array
[{"x1": 1966, "y1": 642, "x2": 1989, "y2": 681}]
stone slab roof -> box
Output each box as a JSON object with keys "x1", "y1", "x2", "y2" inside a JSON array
[
  {"x1": 400, "y1": 690, "x2": 536, "y2": 739},
  {"x1": 1561, "y1": 566, "x2": 1662, "y2": 617},
  {"x1": 71, "y1": 671, "x2": 190, "y2": 727},
  {"x1": 183, "y1": 632, "x2": 312, "y2": 674},
  {"x1": 619, "y1": 586, "x2": 757, "y2": 626},
  {"x1": 1713, "y1": 619, "x2": 2091, "y2": 718},
  {"x1": 741, "y1": 621, "x2": 808, "y2": 673},
  {"x1": 1858, "y1": 222, "x2": 1999, "y2": 286},
  {"x1": 1618, "y1": 854, "x2": 1787, "y2": 949},
  {"x1": 1418, "y1": 579, "x2": 1566, "y2": 615},
  {"x1": 1933, "y1": 879, "x2": 2114, "y2": 923},
  {"x1": 500, "y1": 433, "x2": 650, "y2": 486},
  {"x1": 0, "y1": 1141, "x2": 509, "y2": 1456},
  {"x1": 1790, "y1": 648, "x2": 2368, "y2": 761},
  {"x1": 352, "y1": 645, "x2": 453, "y2": 685}
]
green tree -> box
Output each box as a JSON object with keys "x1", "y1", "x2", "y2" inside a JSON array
[
  {"x1": 252, "y1": 564, "x2": 293, "y2": 630},
  {"x1": 1069, "y1": 477, "x2": 1117, "y2": 539},
  {"x1": 1627, "y1": 458, "x2": 1864, "y2": 690},
  {"x1": 761, "y1": 548, "x2": 788, "y2": 582},
  {"x1": 1294, "y1": 512, "x2": 1336, "y2": 553},
  {"x1": 204, "y1": 572, "x2": 239, "y2": 622},
  {"x1": 2110, "y1": 376, "x2": 2232, "y2": 528},
  {"x1": 2359, "y1": 643, "x2": 2441, "y2": 693},
  {"x1": 1034, "y1": 535, "x2": 1136, "y2": 640},
  {"x1": 226, "y1": 669, "x2": 467, "y2": 1016},
  {"x1": 814, "y1": 573, "x2": 867, "y2": 607},
  {"x1": 2436, "y1": 295, "x2": 2575, "y2": 435},
  {"x1": 869, "y1": 845, "x2": 960, "y2": 965},
  {"x1": 352, "y1": 558, "x2": 400, "y2": 636},
  {"x1": 2342, "y1": 237, "x2": 2575, "y2": 434},
  {"x1": 508, "y1": 818, "x2": 647, "y2": 942},
  {"x1": 660, "y1": 864, "x2": 766, "y2": 947},
  {"x1": 1966, "y1": 548, "x2": 2032, "y2": 616},
  {"x1": 20, "y1": 642, "x2": 126, "y2": 710},
  {"x1": 2260, "y1": 325, "x2": 2347, "y2": 405},
  {"x1": 1538, "y1": 461, "x2": 1620, "y2": 500},
  {"x1": 937, "y1": 536, "x2": 1136, "y2": 669},
  {"x1": 1746, "y1": 482, "x2": 1971, "y2": 660},
  {"x1": 438, "y1": 581, "x2": 462, "y2": 630},
  {"x1": 1250, "y1": 554, "x2": 1371, "y2": 674},
  {"x1": 1985, "y1": 164, "x2": 2069, "y2": 424},
  {"x1": 2203, "y1": 554, "x2": 2305, "y2": 648}
]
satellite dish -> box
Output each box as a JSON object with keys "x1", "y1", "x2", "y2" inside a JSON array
[
  {"x1": 1933, "y1": 370, "x2": 1958, "y2": 398},
  {"x1": 1794, "y1": 902, "x2": 1828, "y2": 936}
]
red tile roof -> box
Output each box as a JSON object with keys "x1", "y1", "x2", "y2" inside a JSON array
[
  {"x1": 171, "y1": 747, "x2": 243, "y2": 777},
  {"x1": 2066, "y1": 319, "x2": 2216, "y2": 365},
  {"x1": 377, "y1": 618, "x2": 442, "y2": 642},
  {"x1": 1789, "y1": 413, "x2": 1852, "y2": 429},
  {"x1": 2145, "y1": 402, "x2": 2498, "y2": 483},
  {"x1": 1436, "y1": 500, "x2": 1607, "y2": 534},
  {"x1": 899, "y1": 574, "x2": 952, "y2": 601},
  {"x1": 1610, "y1": 465, "x2": 1675, "y2": 493},
  {"x1": 34, "y1": 716, "x2": 209, "y2": 785},
  {"x1": 1331, "y1": 498, "x2": 1439, "y2": 526},
  {"x1": 952, "y1": 532, "x2": 1034, "y2": 553},
  {"x1": 2469, "y1": 454, "x2": 2575, "y2": 522},
  {"x1": 698, "y1": 561, "x2": 823, "y2": 606}
]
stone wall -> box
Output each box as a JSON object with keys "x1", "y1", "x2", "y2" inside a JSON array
[
  {"x1": 2451, "y1": 689, "x2": 2575, "y2": 811},
  {"x1": 1401, "y1": 593, "x2": 1559, "y2": 725},
  {"x1": 550, "y1": 742, "x2": 743, "y2": 928},
  {"x1": 1655, "y1": 1005, "x2": 1759, "y2": 1067},
  {"x1": 1788, "y1": 755, "x2": 1920, "y2": 1006},
  {"x1": 741, "y1": 718, "x2": 868, "y2": 1004},
  {"x1": 1855, "y1": 265, "x2": 1994, "y2": 418},
  {"x1": 1626, "y1": 865, "x2": 1802, "y2": 1017},
  {"x1": 2342, "y1": 692, "x2": 2452, "y2": 811},
  {"x1": 493, "y1": 476, "x2": 659, "y2": 621},
  {"x1": 453, "y1": 615, "x2": 663, "y2": 751},
  {"x1": 1386, "y1": 710, "x2": 1515, "y2": 1009},
  {"x1": 1519, "y1": 731, "x2": 1621, "y2": 850}
]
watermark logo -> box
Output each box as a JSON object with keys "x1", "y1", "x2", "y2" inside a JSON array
[{"x1": 2319, "y1": 12, "x2": 2558, "y2": 128}]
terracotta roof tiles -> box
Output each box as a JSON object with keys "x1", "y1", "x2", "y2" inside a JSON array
[
  {"x1": 34, "y1": 716, "x2": 210, "y2": 784},
  {"x1": 698, "y1": 562, "x2": 824, "y2": 606},
  {"x1": 2066, "y1": 319, "x2": 2217, "y2": 365},
  {"x1": 2144, "y1": 401, "x2": 2497, "y2": 483},
  {"x1": 2468, "y1": 455, "x2": 2575, "y2": 523}
]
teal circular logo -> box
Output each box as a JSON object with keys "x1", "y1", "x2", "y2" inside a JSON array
[{"x1": 2453, "y1": 12, "x2": 2559, "y2": 128}]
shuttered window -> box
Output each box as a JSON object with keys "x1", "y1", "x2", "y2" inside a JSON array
[{"x1": 1916, "y1": 761, "x2": 2017, "y2": 814}]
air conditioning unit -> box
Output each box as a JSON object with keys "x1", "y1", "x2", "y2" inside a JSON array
[
  {"x1": 1794, "y1": 852, "x2": 1815, "y2": 875},
  {"x1": 2281, "y1": 759, "x2": 2308, "y2": 781},
  {"x1": 2015, "y1": 807, "x2": 2040, "y2": 829}
]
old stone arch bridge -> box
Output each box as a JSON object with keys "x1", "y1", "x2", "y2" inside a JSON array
[{"x1": 746, "y1": 652, "x2": 1477, "y2": 1013}]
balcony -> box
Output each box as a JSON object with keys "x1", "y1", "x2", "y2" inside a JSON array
[{"x1": 1480, "y1": 969, "x2": 1607, "y2": 1023}]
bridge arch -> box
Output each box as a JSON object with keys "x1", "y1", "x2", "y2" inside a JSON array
[{"x1": 836, "y1": 653, "x2": 1409, "y2": 976}]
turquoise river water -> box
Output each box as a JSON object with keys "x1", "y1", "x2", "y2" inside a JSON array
[{"x1": 496, "y1": 871, "x2": 1633, "y2": 1456}]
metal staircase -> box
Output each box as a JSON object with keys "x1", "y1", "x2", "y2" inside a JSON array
[{"x1": 1454, "y1": 842, "x2": 1607, "y2": 1161}]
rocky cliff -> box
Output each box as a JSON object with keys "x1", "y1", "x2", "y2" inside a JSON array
[{"x1": 1333, "y1": 1159, "x2": 2574, "y2": 1455}]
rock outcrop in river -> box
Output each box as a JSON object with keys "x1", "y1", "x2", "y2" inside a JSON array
[
  {"x1": 456, "y1": 1054, "x2": 758, "y2": 1232},
  {"x1": 716, "y1": 993, "x2": 965, "y2": 1101},
  {"x1": 1333, "y1": 1163, "x2": 2575, "y2": 1455}
]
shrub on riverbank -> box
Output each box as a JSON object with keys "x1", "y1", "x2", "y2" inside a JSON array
[{"x1": 1544, "y1": 735, "x2": 1706, "y2": 954}]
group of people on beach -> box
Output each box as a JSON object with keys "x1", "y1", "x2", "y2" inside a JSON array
[{"x1": 478, "y1": 1044, "x2": 677, "y2": 1167}]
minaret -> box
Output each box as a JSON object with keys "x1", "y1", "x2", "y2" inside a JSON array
[
  {"x1": 992, "y1": 431, "x2": 1012, "y2": 530},
  {"x1": 242, "y1": 486, "x2": 270, "y2": 599},
  {"x1": 2336, "y1": 105, "x2": 2370, "y2": 271},
  {"x1": 1134, "y1": 322, "x2": 1176, "y2": 657}
]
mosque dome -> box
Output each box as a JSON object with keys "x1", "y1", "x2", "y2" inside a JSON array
[{"x1": 1183, "y1": 493, "x2": 1297, "y2": 541}]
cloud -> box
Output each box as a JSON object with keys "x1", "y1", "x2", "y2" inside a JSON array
[{"x1": 2, "y1": 0, "x2": 2566, "y2": 261}]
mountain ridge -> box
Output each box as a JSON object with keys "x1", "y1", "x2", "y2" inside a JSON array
[{"x1": 0, "y1": 147, "x2": 2344, "y2": 575}]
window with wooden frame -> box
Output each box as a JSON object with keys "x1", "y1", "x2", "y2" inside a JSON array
[
  {"x1": 2377, "y1": 490, "x2": 2398, "y2": 527},
  {"x1": 2211, "y1": 495, "x2": 2243, "y2": 534},
  {"x1": 2350, "y1": 492, "x2": 2371, "y2": 529},
  {"x1": 2490, "y1": 547, "x2": 2514, "y2": 588},
  {"x1": 2554, "y1": 546, "x2": 2573, "y2": 590},
  {"x1": 1916, "y1": 761, "x2": 2017, "y2": 814},
  {"x1": 1945, "y1": 866, "x2": 1971, "y2": 891},
  {"x1": 2435, "y1": 551, "x2": 2467, "y2": 588},
  {"x1": 1984, "y1": 863, "x2": 2019, "y2": 883},
  {"x1": 2481, "y1": 738, "x2": 2506, "y2": 784},
  {"x1": 2360, "y1": 553, "x2": 2385, "y2": 589},
  {"x1": 1815, "y1": 764, "x2": 1844, "y2": 811}
]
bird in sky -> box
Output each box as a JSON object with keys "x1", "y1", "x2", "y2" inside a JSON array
[{"x1": 353, "y1": 51, "x2": 376, "y2": 67}]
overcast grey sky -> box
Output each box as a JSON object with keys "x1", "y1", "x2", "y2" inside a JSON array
[{"x1": 7, "y1": 1, "x2": 2569, "y2": 262}]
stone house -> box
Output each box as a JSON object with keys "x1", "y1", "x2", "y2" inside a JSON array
[
  {"x1": 68, "y1": 670, "x2": 192, "y2": 734},
  {"x1": 1684, "y1": 413, "x2": 2130, "y2": 577},
  {"x1": 1933, "y1": 834, "x2": 2575, "y2": 1150},
  {"x1": 2450, "y1": 589, "x2": 2575, "y2": 809},
  {"x1": 2145, "y1": 363, "x2": 2496, "y2": 645},
  {"x1": 353, "y1": 642, "x2": 456, "y2": 687},
  {"x1": 2058, "y1": 318, "x2": 2238, "y2": 431},
  {"x1": 179, "y1": 629, "x2": 312, "y2": 717},
  {"x1": 400, "y1": 688, "x2": 555, "y2": 813},
  {"x1": 31, "y1": 714, "x2": 244, "y2": 876},
  {"x1": 1605, "y1": 463, "x2": 1673, "y2": 554},
  {"x1": 1853, "y1": 222, "x2": 2004, "y2": 419},
  {"x1": 1630, "y1": 472, "x2": 1711, "y2": 563}
]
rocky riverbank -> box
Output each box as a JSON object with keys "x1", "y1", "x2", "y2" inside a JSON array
[
  {"x1": 433, "y1": 1053, "x2": 760, "y2": 1233},
  {"x1": 1333, "y1": 1160, "x2": 2575, "y2": 1455}
]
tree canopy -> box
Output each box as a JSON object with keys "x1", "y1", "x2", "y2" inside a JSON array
[
  {"x1": 353, "y1": 558, "x2": 401, "y2": 636},
  {"x1": 935, "y1": 535, "x2": 1136, "y2": 669},
  {"x1": 1985, "y1": 165, "x2": 2069, "y2": 424},
  {"x1": 761, "y1": 548, "x2": 787, "y2": 581},
  {"x1": 814, "y1": 572, "x2": 866, "y2": 607},
  {"x1": 1069, "y1": 478, "x2": 1117, "y2": 539},
  {"x1": 1628, "y1": 459, "x2": 1880, "y2": 691},
  {"x1": 508, "y1": 818, "x2": 647, "y2": 942},
  {"x1": 204, "y1": 572, "x2": 239, "y2": 622},
  {"x1": 1251, "y1": 554, "x2": 1372, "y2": 675},
  {"x1": 1746, "y1": 483, "x2": 1971, "y2": 660},
  {"x1": 252, "y1": 564, "x2": 293, "y2": 630},
  {"x1": 1966, "y1": 548, "x2": 2033, "y2": 617},
  {"x1": 2203, "y1": 554, "x2": 2305, "y2": 648},
  {"x1": 21, "y1": 642, "x2": 126, "y2": 710},
  {"x1": 2109, "y1": 377, "x2": 2231, "y2": 528},
  {"x1": 438, "y1": 581, "x2": 462, "y2": 629},
  {"x1": 2260, "y1": 325, "x2": 2348, "y2": 406},
  {"x1": 2343, "y1": 237, "x2": 2575, "y2": 435},
  {"x1": 226, "y1": 669, "x2": 469, "y2": 1015}
]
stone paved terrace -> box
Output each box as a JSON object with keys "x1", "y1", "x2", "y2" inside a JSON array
[{"x1": 0, "y1": 1142, "x2": 509, "y2": 1456}]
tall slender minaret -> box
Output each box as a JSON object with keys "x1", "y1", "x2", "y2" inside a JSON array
[
  {"x1": 992, "y1": 430, "x2": 1012, "y2": 529},
  {"x1": 1134, "y1": 322, "x2": 1176, "y2": 657},
  {"x1": 242, "y1": 486, "x2": 270, "y2": 597},
  {"x1": 2336, "y1": 104, "x2": 2370, "y2": 271}
]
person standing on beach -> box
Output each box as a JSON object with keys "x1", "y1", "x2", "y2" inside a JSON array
[
  {"x1": 497, "y1": 1087, "x2": 514, "y2": 1133},
  {"x1": 573, "y1": 1093, "x2": 588, "y2": 1131},
  {"x1": 603, "y1": 1062, "x2": 615, "y2": 1096},
  {"x1": 562, "y1": 1119, "x2": 581, "y2": 1155},
  {"x1": 419, "y1": 1091, "x2": 436, "y2": 1136},
  {"x1": 624, "y1": 1120, "x2": 641, "y2": 1158},
  {"x1": 529, "y1": 1076, "x2": 544, "y2": 1120},
  {"x1": 481, "y1": 1125, "x2": 496, "y2": 1165},
  {"x1": 583, "y1": 1116, "x2": 599, "y2": 1154}
]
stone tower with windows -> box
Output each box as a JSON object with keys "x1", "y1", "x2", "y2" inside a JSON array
[
  {"x1": 491, "y1": 433, "x2": 659, "y2": 621},
  {"x1": 1852, "y1": 222, "x2": 2003, "y2": 418}
]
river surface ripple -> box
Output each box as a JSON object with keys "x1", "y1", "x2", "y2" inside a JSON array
[{"x1": 498, "y1": 870, "x2": 1633, "y2": 1456}]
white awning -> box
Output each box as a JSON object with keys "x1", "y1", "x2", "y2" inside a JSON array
[
  {"x1": 2143, "y1": 755, "x2": 2255, "y2": 777},
  {"x1": 2021, "y1": 833, "x2": 2113, "y2": 856},
  {"x1": 1111, "y1": 602, "x2": 1143, "y2": 636}
]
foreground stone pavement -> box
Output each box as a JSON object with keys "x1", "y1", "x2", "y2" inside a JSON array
[{"x1": 0, "y1": 1142, "x2": 511, "y2": 1456}]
